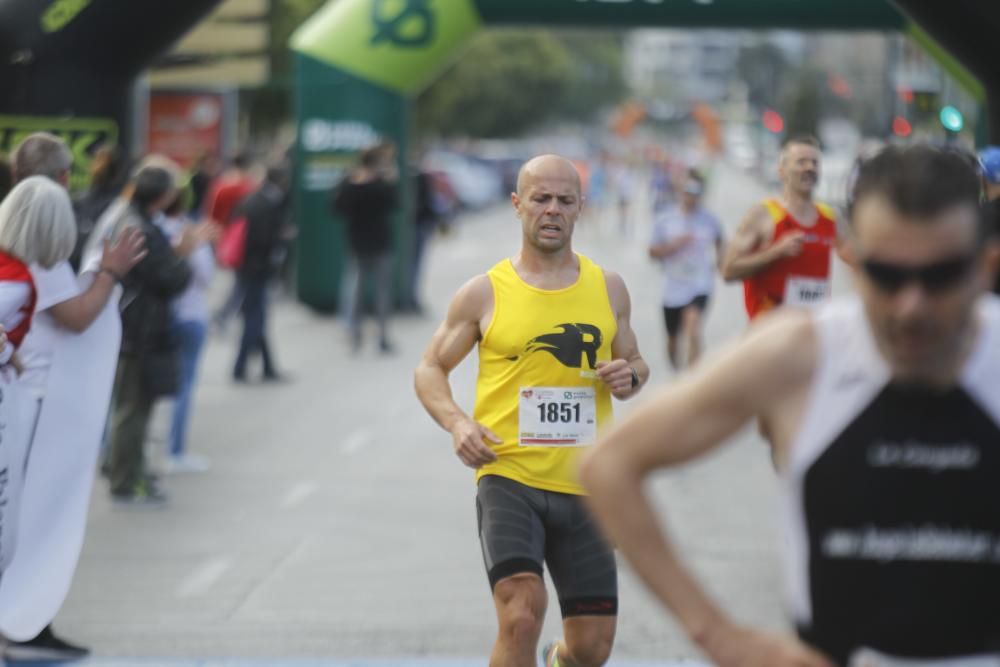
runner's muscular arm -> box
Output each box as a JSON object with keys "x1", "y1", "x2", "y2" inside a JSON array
[
  {"x1": 720, "y1": 204, "x2": 781, "y2": 282},
  {"x1": 580, "y1": 311, "x2": 831, "y2": 667},
  {"x1": 414, "y1": 275, "x2": 499, "y2": 468},
  {"x1": 597, "y1": 271, "x2": 649, "y2": 400}
]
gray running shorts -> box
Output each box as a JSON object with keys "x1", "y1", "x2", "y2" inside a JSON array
[{"x1": 476, "y1": 474, "x2": 618, "y2": 617}]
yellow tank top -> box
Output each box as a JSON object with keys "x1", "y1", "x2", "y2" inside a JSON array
[{"x1": 474, "y1": 254, "x2": 617, "y2": 495}]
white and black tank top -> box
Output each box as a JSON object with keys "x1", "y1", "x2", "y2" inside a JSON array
[{"x1": 781, "y1": 295, "x2": 1000, "y2": 665}]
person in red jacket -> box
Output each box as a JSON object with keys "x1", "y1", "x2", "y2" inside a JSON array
[
  {"x1": 204, "y1": 152, "x2": 256, "y2": 226},
  {"x1": 722, "y1": 135, "x2": 838, "y2": 320},
  {"x1": 205, "y1": 152, "x2": 257, "y2": 332}
]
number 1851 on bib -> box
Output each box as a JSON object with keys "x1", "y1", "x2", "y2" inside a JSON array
[{"x1": 519, "y1": 386, "x2": 597, "y2": 447}]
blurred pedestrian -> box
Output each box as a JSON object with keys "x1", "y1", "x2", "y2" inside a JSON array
[
  {"x1": 648, "y1": 169, "x2": 724, "y2": 370},
  {"x1": 205, "y1": 152, "x2": 257, "y2": 333},
  {"x1": 587, "y1": 153, "x2": 607, "y2": 212},
  {"x1": 158, "y1": 192, "x2": 216, "y2": 472},
  {"x1": 332, "y1": 142, "x2": 399, "y2": 354},
  {"x1": 102, "y1": 162, "x2": 208, "y2": 503},
  {"x1": 71, "y1": 144, "x2": 125, "y2": 270},
  {"x1": 406, "y1": 163, "x2": 439, "y2": 314},
  {"x1": 233, "y1": 164, "x2": 293, "y2": 382},
  {"x1": 188, "y1": 151, "x2": 221, "y2": 219},
  {"x1": 613, "y1": 161, "x2": 637, "y2": 237},
  {"x1": 0, "y1": 133, "x2": 145, "y2": 662}
]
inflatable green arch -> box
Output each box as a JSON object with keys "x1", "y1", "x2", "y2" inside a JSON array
[{"x1": 287, "y1": 0, "x2": 974, "y2": 311}]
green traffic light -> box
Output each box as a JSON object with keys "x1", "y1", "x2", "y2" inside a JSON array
[{"x1": 939, "y1": 105, "x2": 964, "y2": 132}]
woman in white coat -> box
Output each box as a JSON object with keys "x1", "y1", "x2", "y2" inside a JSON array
[{"x1": 0, "y1": 176, "x2": 77, "y2": 572}]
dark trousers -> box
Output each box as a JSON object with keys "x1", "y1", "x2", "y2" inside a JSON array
[
  {"x1": 107, "y1": 354, "x2": 154, "y2": 495},
  {"x1": 345, "y1": 252, "x2": 393, "y2": 346},
  {"x1": 234, "y1": 274, "x2": 275, "y2": 378},
  {"x1": 406, "y1": 223, "x2": 434, "y2": 309}
]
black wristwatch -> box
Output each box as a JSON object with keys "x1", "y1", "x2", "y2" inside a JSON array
[{"x1": 629, "y1": 367, "x2": 639, "y2": 388}]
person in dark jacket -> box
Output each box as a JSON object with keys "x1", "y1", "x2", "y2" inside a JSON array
[
  {"x1": 188, "y1": 151, "x2": 221, "y2": 218},
  {"x1": 332, "y1": 142, "x2": 399, "y2": 353},
  {"x1": 233, "y1": 164, "x2": 292, "y2": 382},
  {"x1": 105, "y1": 164, "x2": 206, "y2": 503},
  {"x1": 71, "y1": 144, "x2": 125, "y2": 270},
  {"x1": 405, "y1": 165, "x2": 439, "y2": 313}
]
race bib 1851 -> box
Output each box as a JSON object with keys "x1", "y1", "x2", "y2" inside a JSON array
[{"x1": 518, "y1": 386, "x2": 597, "y2": 447}]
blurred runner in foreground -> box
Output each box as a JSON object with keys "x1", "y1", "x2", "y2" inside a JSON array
[{"x1": 583, "y1": 144, "x2": 1000, "y2": 667}]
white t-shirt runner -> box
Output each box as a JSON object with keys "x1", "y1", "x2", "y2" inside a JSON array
[{"x1": 650, "y1": 205, "x2": 723, "y2": 308}]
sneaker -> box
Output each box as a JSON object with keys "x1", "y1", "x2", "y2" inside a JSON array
[
  {"x1": 164, "y1": 454, "x2": 210, "y2": 474},
  {"x1": 540, "y1": 639, "x2": 562, "y2": 667},
  {"x1": 111, "y1": 479, "x2": 168, "y2": 505},
  {"x1": 5, "y1": 625, "x2": 90, "y2": 662}
]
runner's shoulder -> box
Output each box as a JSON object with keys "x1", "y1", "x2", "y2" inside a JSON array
[
  {"x1": 601, "y1": 268, "x2": 628, "y2": 298},
  {"x1": 742, "y1": 201, "x2": 775, "y2": 230},
  {"x1": 742, "y1": 307, "x2": 819, "y2": 388},
  {"x1": 815, "y1": 201, "x2": 838, "y2": 221},
  {"x1": 448, "y1": 274, "x2": 494, "y2": 322},
  {"x1": 601, "y1": 267, "x2": 631, "y2": 316}
]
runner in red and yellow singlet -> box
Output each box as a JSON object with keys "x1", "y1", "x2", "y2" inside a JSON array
[{"x1": 722, "y1": 135, "x2": 839, "y2": 320}]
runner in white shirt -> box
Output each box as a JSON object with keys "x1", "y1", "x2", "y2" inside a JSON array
[
  {"x1": 583, "y1": 144, "x2": 1000, "y2": 667},
  {"x1": 649, "y1": 170, "x2": 724, "y2": 370}
]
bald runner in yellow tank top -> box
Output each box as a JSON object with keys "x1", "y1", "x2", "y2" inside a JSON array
[
  {"x1": 415, "y1": 154, "x2": 649, "y2": 667},
  {"x1": 475, "y1": 254, "x2": 616, "y2": 495}
]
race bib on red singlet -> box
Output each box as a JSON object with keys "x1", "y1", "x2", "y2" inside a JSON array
[{"x1": 784, "y1": 275, "x2": 830, "y2": 307}]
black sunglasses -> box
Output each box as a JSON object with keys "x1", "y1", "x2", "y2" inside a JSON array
[{"x1": 861, "y1": 254, "x2": 977, "y2": 293}]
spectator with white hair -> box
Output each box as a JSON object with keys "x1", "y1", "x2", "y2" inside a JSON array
[
  {"x1": 0, "y1": 176, "x2": 78, "y2": 662},
  {"x1": 0, "y1": 133, "x2": 145, "y2": 663}
]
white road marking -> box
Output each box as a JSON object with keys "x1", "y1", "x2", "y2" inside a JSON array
[
  {"x1": 280, "y1": 481, "x2": 319, "y2": 510},
  {"x1": 341, "y1": 428, "x2": 373, "y2": 454},
  {"x1": 176, "y1": 557, "x2": 231, "y2": 598}
]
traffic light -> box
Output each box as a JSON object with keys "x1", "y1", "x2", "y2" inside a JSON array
[
  {"x1": 939, "y1": 105, "x2": 964, "y2": 133},
  {"x1": 762, "y1": 108, "x2": 784, "y2": 134}
]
